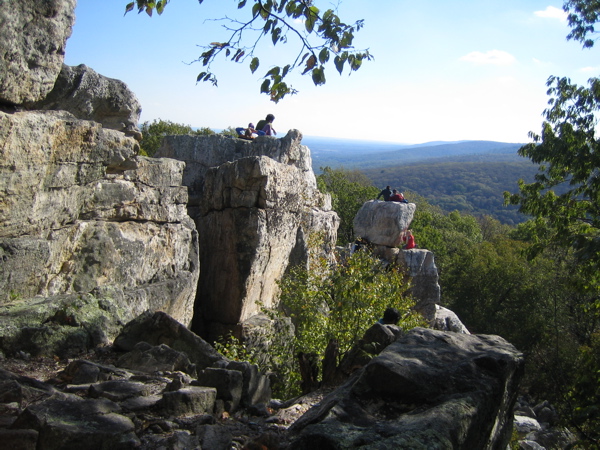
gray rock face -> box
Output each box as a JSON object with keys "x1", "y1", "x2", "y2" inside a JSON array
[
  {"x1": 372, "y1": 245, "x2": 442, "y2": 324},
  {"x1": 113, "y1": 311, "x2": 225, "y2": 370},
  {"x1": 0, "y1": 0, "x2": 76, "y2": 105},
  {"x1": 290, "y1": 327, "x2": 525, "y2": 450},
  {"x1": 26, "y1": 64, "x2": 143, "y2": 139},
  {"x1": 157, "y1": 130, "x2": 339, "y2": 339},
  {"x1": 198, "y1": 154, "x2": 338, "y2": 333},
  {"x1": 11, "y1": 395, "x2": 140, "y2": 449},
  {"x1": 0, "y1": 111, "x2": 199, "y2": 356},
  {"x1": 155, "y1": 130, "x2": 315, "y2": 207},
  {"x1": 353, "y1": 200, "x2": 416, "y2": 247}
]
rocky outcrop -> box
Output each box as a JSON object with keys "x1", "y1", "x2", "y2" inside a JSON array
[
  {"x1": 372, "y1": 245, "x2": 442, "y2": 324},
  {"x1": 354, "y1": 200, "x2": 467, "y2": 331},
  {"x1": 0, "y1": 110, "x2": 199, "y2": 357},
  {"x1": 26, "y1": 64, "x2": 143, "y2": 139},
  {"x1": 0, "y1": 0, "x2": 76, "y2": 105},
  {"x1": 289, "y1": 327, "x2": 525, "y2": 449},
  {"x1": 1, "y1": 311, "x2": 282, "y2": 450},
  {"x1": 156, "y1": 131, "x2": 339, "y2": 340}
]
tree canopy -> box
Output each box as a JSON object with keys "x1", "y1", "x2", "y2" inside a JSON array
[
  {"x1": 505, "y1": 1, "x2": 600, "y2": 275},
  {"x1": 124, "y1": 0, "x2": 371, "y2": 102}
]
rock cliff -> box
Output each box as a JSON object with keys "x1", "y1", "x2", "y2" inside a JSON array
[
  {"x1": 0, "y1": 1, "x2": 529, "y2": 448},
  {"x1": 0, "y1": 0, "x2": 198, "y2": 357},
  {"x1": 156, "y1": 131, "x2": 339, "y2": 340},
  {"x1": 0, "y1": 110, "x2": 199, "y2": 356}
]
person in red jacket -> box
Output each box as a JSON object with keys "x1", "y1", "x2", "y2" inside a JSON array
[
  {"x1": 389, "y1": 189, "x2": 408, "y2": 203},
  {"x1": 402, "y1": 229, "x2": 416, "y2": 249}
]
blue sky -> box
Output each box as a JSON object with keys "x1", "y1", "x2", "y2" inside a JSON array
[{"x1": 65, "y1": 1, "x2": 599, "y2": 144}]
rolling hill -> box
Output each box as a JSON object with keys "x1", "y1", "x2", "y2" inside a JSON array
[{"x1": 302, "y1": 137, "x2": 534, "y2": 225}]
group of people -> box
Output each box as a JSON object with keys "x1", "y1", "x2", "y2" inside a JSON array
[
  {"x1": 376, "y1": 185, "x2": 416, "y2": 250},
  {"x1": 377, "y1": 186, "x2": 408, "y2": 203},
  {"x1": 236, "y1": 114, "x2": 277, "y2": 140}
]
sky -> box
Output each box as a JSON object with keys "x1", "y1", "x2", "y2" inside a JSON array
[{"x1": 64, "y1": 1, "x2": 600, "y2": 144}]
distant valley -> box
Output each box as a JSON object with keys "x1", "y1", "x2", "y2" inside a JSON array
[{"x1": 302, "y1": 136, "x2": 534, "y2": 225}]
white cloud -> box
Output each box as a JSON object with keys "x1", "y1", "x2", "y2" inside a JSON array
[
  {"x1": 534, "y1": 6, "x2": 568, "y2": 21},
  {"x1": 580, "y1": 66, "x2": 600, "y2": 73},
  {"x1": 459, "y1": 50, "x2": 516, "y2": 66}
]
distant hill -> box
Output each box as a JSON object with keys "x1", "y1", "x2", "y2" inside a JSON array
[
  {"x1": 302, "y1": 137, "x2": 534, "y2": 225},
  {"x1": 362, "y1": 157, "x2": 537, "y2": 225},
  {"x1": 303, "y1": 137, "x2": 525, "y2": 172}
]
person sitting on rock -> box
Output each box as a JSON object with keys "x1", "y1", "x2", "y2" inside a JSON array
[
  {"x1": 379, "y1": 307, "x2": 400, "y2": 325},
  {"x1": 255, "y1": 113, "x2": 276, "y2": 136},
  {"x1": 236, "y1": 123, "x2": 259, "y2": 139},
  {"x1": 377, "y1": 185, "x2": 392, "y2": 201},
  {"x1": 389, "y1": 189, "x2": 408, "y2": 203},
  {"x1": 401, "y1": 229, "x2": 416, "y2": 250}
]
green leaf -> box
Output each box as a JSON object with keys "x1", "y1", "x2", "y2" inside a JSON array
[
  {"x1": 311, "y1": 66, "x2": 326, "y2": 86},
  {"x1": 263, "y1": 19, "x2": 273, "y2": 34},
  {"x1": 334, "y1": 54, "x2": 346, "y2": 75},
  {"x1": 252, "y1": 2, "x2": 261, "y2": 17},
  {"x1": 277, "y1": 0, "x2": 288, "y2": 14},
  {"x1": 237, "y1": 0, "x2": 246, "y2": 8},
  {"x1": 302, "y1": 54, "x2": 317, "y2": 75},
  {"x1": 260, "y1": 79, "x2": 271, "y2": 94},
  {"x1": 265, "y1": 66, "x2": 280, "y2": 77},
  {"x1": 125, "y1": 2, "x2": 134, "y2": 14},
  {"x1": 234, "y1": 49, "x2": 245, "y2": 62},
  {"x1": 272, "y1": 27, "x2": 282, "y2": 45},
  {"x1": 250, "y1": 57, "x2": 260, "y2": 74},
  {"x1": 319, "y1": 48, "x2": 330, "y2": 64},
  {"x1": 305, "y1": 13, "x2": 315, "y2": 33}
]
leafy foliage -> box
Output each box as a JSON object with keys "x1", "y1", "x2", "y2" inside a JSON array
[
  {"x1": 124, "y1": 0, "x2": 371, "y2": 102},
  {"x1": 279, "y1": 250, "x2": 423, "y2": 384},
  {"x1": 138, "y1": 119, "x2": 236, "y2": 156},
  {"x1": 316, "y1": 166, "x2": 379, "y2": 245},
  {"x1": 565, "y1": 0, "x2": 600, "y2": 48},
  {"x1": 505, "y1": 75, "x2": 600, "y2": 277},
  {"x1": 408, "y1": 195, "x2": 483, "y2": 271},
  {"x1": 139, "y1": 119, "x2": 209, "y2": 156}
]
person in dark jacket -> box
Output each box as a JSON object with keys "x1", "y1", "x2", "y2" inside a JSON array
[
  {"x1": 256, "y1": 113, "x2": 276, "y2": 136},
  {"x1": 377, "y1": 185, "x2": 392, "y2": 201}
]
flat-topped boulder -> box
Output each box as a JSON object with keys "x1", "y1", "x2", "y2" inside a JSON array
[{"x1": 353, "y1": 200, "x2": 416, "y2": 247}]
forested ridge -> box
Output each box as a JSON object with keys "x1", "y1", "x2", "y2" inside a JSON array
[{"x1": 362, "y1": 156, "x2": 540, "y2": 225}]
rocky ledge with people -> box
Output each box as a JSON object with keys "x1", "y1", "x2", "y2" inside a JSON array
[{"x1": 0, "y1": 1, "x2": 575, "y2": 448}]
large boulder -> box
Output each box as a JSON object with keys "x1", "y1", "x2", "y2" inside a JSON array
[
  {"x1": 290, "y1": 327, "x2": 524, "y2": 449},
  {"x1": 353, "y1": 200, "x2": 416, "y2": 247},
  {"x1": 0, "y1": 0, "x2": 76, "y2": 105},
  {"x1": 0, "y1": 111, "x2": 199, "y2": 356},
  {"x1": 113, "y1": 311, "x2": 225, "y2": 370},
  {"x1": 26, "y1": 64, "x2": 142, "y2": 139},
  {"x1": 11, "y1": 395, "x2": 140, "y2": 449}
]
